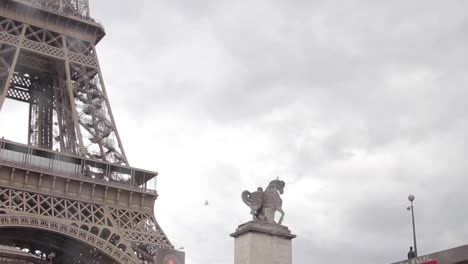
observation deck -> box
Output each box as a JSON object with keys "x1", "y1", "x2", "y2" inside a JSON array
[
  {"x1": 0, "y1": 138, "x2": 158, "y2": 195},
  {"x1": 15, "y1": 0, "x2": 91, "y2": 20},
  {"x1": 0, "y1": 0, "x2": 106, "y2": 43}
]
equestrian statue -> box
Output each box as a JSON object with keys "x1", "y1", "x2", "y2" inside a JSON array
[{"x1": 242, "y1": 179, "x2": 286, "y2": 225}]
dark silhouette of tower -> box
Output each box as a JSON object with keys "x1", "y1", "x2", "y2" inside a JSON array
[{"x1": 0, "y1": 0, "x2": 184, "y2": 263}]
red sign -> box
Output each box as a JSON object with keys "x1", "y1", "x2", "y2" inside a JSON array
[
  {"x1": 421, "y1": 261, "x2": 438, "y2": 264},
  {"x1": 163, "y1": 254, "x2": 178, "y2": 264}
]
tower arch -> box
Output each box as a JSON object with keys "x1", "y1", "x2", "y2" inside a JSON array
[{"x1": 0, "y1": 214, "x2": 139, "y2": 264}]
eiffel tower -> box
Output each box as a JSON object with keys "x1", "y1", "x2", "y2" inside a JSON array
[{"x1": 0, "y1": 0, "x2": 184, "y2": 263}]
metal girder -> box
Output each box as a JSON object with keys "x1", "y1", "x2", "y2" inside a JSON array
[
  {"x1": 0, "y1": 16, "x2": 127, "y2": 164},
  {"x1": 6, "y1": 85, "x2": 30, "y2": 102},
  {"x1": 0, "y1": 1, "x2": 177, "y2": 262},
  {"x1": 13, "y1": 0, "x2": 90, "y2": 20}
]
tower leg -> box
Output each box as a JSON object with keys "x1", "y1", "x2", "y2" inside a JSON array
[
  {"x1": 63, "y1": 58, "x2": 87, "y2": 155},
  {"x1": 0, "y1": 26, "x2": 25, "y2": 111}
]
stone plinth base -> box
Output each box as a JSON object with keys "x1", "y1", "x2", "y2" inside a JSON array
[{"x1": 230, "y1": 221, "x2": 296, "y2": 264}]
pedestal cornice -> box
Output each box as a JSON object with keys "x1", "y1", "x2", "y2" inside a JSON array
[{"x1": 230, "y1": 221, "x2": 296, "y2": 240}]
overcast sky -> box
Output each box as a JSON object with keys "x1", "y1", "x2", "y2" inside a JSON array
[{"x1": 1, "y1": 0, "x2": 468, "y2": 263}]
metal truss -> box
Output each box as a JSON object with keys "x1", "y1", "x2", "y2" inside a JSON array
[
  {"x1": 0, "y1": 185, "x2": 172, "y2": 262},
  {"x1": 0, "y1": 16, "x2": 127, "y2": 164},
  {"x1": 0, "y1": 214, "x2": 136, "y2": 263},
  {"x1": 0, "y1": 44, "x2": 15, "y2": 93},
  {"x1": 109, "y1": 208, "x2": 172, "y2": 247},
  {"x1": 14, "y1": 0, "x2": 90, "y2": 20},
  {"x1": 0, "y1": 1, "x2": 178, "y2": 263}
]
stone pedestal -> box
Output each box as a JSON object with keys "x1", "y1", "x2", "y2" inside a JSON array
[{"x1": 230, "y1": 221, "x2": 296, "y2": 264}]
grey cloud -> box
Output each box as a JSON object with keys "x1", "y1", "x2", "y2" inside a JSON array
[{"x1": 77, "y1": 1, "x2": 468, "y2": 264}]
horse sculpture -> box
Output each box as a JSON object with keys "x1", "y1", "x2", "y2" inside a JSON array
[{"x1": 242, "y1": 180, "x2": 286, "y2": 225}]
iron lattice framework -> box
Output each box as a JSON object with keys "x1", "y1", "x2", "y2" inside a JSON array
[
  {"x1": 0, "y1": 0, "x2": 182, "y2": 263},
  {"x1": 16, "y1": 0, "x2": 91, "y2": 20},
  {"x1": 0, "y1": 1, "x2": 125, "y2": 164}
]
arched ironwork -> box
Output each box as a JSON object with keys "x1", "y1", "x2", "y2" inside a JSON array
[
  {"x1": 0, "y1": 215, "x2": 139, "y2": 264},
  {"x1": 0, "y1": 214, "x2": 140, "y2": 264}
]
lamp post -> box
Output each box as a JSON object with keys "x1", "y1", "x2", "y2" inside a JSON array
[{"x1": 407, "y1": 194, "x2": 417, "y2": 257}]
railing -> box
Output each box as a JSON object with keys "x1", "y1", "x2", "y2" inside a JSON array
[
  {"x1": 12, "y1": 0, "x2": 102, "y2": 26},
  {"x1": 0, "y1": 138, "x2": 158, "y2": 194}
]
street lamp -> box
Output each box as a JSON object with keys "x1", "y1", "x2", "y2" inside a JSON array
[{"x1": 407, "y1": 194, "x2": 417, "y2": 257}]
